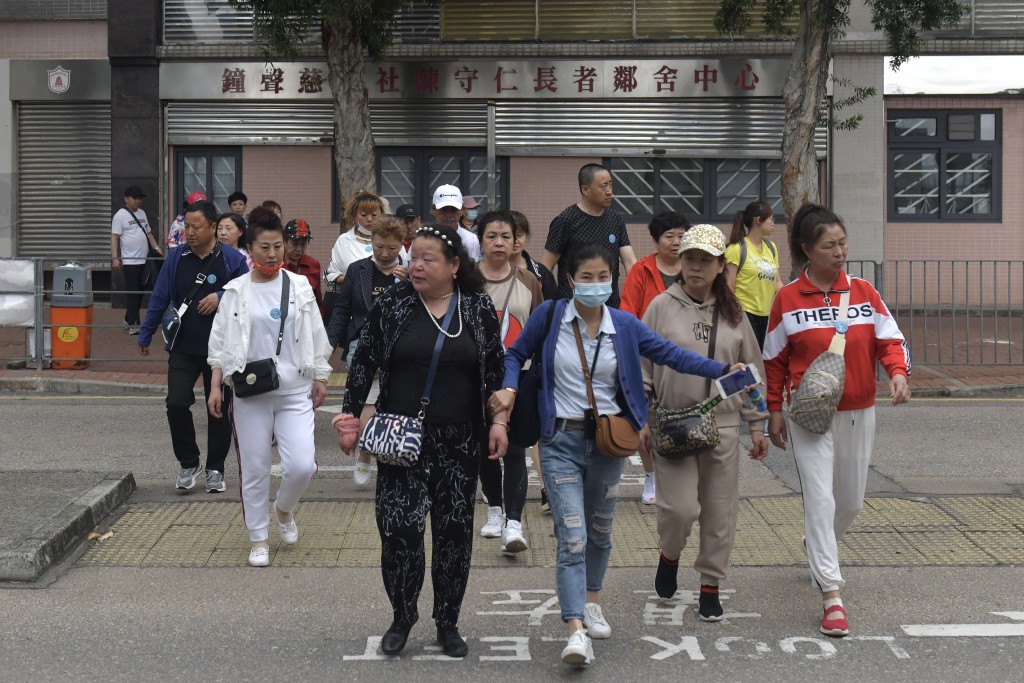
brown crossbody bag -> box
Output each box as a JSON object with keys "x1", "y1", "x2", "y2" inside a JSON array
[{"x1": 572, "y1": 319, "x2": 640, "y2": 458}]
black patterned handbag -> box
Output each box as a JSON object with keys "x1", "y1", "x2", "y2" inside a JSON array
[
  {"x1": 359, "y1": 291, "x2": 458, "y2": 467},
  {"x1": 652, "y1": 306, "x2": 722, "y2": 460}
]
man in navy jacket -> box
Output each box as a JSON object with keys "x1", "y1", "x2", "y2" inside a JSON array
[{"x1": 138, "y1": 200, "x2": 249, "y2": 493}]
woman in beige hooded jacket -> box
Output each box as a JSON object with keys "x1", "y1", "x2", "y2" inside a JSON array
[{"x1": 640, "y1": 224, "x2": 769, "y2": 621}]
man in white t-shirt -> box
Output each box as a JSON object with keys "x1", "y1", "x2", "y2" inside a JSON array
[
  {"x1": 111, "y1": 185, "x2": 162, "y2": 334},
  {"x1": 430, "y1": 184, "x2": 482, "y2": 262}
]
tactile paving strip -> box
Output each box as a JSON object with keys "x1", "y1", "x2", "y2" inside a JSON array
[
  {"x1": 964, "y1": 532, "x2": 1024, "y2": 565},
  {"x1": 935, "y1": 497, "x2": 1018, "y2": 531},
  {"x1": 866, "y1": 498, "x2": 959, "y2": 528},
  {"x1": 901, "y1": 530, "x2": 995, "y2": 565},
  {"x1": 77, "y1": 496, "x2": 1024, "y2": 569}
]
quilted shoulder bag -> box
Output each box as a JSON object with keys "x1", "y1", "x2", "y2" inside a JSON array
[
  {"x1": 572, "y1": 319, "x2": 640, "y2": 458},
  {"x1": 231, "y1": 273, "x2": 289, "y2": 398},
  {"x1": 653, "y1": 305, "x2": 722, "y2": 460},
  {"x1": 787, "y1": 290, "x2": 850, "y2": 434},
  {"x1": 358, "y1": 291, "x2": 458, "y2": 467}
]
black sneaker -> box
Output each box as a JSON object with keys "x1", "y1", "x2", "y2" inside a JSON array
[
  {"x1": 540, "y1": 488, "x2": 550, "y2": 514},
  {"x1": 655, "y1": 553, "x2": 679, "y2": 599},
  {"x1": 698, "y1": 585, "x2": 724, "y2": 622}
]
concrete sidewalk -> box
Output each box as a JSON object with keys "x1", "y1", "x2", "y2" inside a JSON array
[
  {"x1": 0, "y1": 471, "x2": 135, "y2": 581},
  {"x1": 2, "y1": 303, "x2": 1024, "y2": 397}
]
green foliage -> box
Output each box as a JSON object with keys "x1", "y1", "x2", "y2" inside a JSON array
[
  {"x1": 715, "y1": 0, "x2": 967, "y2": 58},
  {"x1": 818, "y1": 77, "x2": 877, "y2": 131},
  {"x1": 867, "y1": 0, "x2": 970, "y2": 68},
  {"x1": 228, "y1": 0, "x2": 432, "y2": 59},
  {"x1": 714, "y1": 0, "x2": 757, "y2": 36},
  {"x1": 763, "y1": 0, "x2": 801, "y2": 35}
]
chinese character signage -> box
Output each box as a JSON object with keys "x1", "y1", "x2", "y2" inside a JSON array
[{"x1": 160, "y1": 59, "x2": 791, "y2": 100}]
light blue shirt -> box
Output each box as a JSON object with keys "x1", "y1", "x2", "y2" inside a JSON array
[{"x1": 552, "y1": 300, "x2": 620, "y2": 419}]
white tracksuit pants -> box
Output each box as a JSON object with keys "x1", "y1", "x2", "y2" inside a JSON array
[
  {"x1": 232, "y1": 389, "x2": 318, "y2": 543},
  {"x1": 788, "y1": 407, "x2": 875, "y2": 593}
]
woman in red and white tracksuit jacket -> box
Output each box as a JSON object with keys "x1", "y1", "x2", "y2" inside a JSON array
[{"x1": 764, "y1": 204, "x2": 910, "y2": 639}]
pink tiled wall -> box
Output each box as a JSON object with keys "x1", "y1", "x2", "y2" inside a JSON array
[
  {"x1": 0, "y1": 21, "x2": 107, "y2": 58},
  {"x1": 241, "y1": 145, "x2": 341, "y2": 267},
  {"x1": 884, "y1": 96, "x2": 1024, "y2": 262}
]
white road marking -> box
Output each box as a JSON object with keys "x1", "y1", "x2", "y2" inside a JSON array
[{"x1": 902, "y1": 611, "x2": 1024, "y2": 637}]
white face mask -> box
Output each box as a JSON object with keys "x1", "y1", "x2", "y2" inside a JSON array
[{"x1": 466, "y1": 209, "x2": 479, "y2": 222}]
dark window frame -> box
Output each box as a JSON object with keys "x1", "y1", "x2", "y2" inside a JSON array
[
  {"x1": 332, "y1": 147, "x2": 509, "y2": 223},
  {"x1": 887, "y1": 109, "x2": 1002, "y2": 223},
  {"x1": 173, "y1": 146, "x2": 243, "y2": 216},
  {"x1": 604, "y1": 157, "x2": 788, "y2": 224}
]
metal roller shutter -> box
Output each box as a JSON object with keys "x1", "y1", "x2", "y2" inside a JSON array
[
  {"x1": 16, "y1": 103, "x2": 111, "y2": 259},
  {"x1": 165, "y1": 101, "x2": 488, "y2": 146},
  {"x1": 494, "y1": 99, "x2": 828, "y2": 158}
]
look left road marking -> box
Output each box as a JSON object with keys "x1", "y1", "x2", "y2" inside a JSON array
[{"x1": 902, "y1": 612, "x2": 1024, "y2": 637}]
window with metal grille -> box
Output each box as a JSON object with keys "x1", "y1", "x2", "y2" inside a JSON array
[
  {"x1": 332, "y1": 148, "x2": 508, "y2": 223},
  {"x1": 888, "y1": 110, "x2": 1001, "y2": 222},
  {"x1": 606, "y1": 157, "x2": 785, "y2": 223}
]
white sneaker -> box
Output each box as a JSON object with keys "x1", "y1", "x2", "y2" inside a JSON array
[
  {"x1": 500, "y1": 519, "x2": 528, "y2": 553},
  {"x1": 642, "y1": 472, "x2": 656, "y2": 504},
  {"x1": 583, "y1": 602, "x2": 611, "y2": 639},
  {"x1": 560, "y1": 629, "x2": 594, "y2": 666},
  {"x1": 248, "y1": 547, "x2": 270, "y2": 567},
  {"x1": 353, "y1": 461, "x2": 372, "y2": 487},
  {"x1": 273, "y1": 501, "x2": 298, "y2": 545},
  {"x1": 480, "y1": 506, "x2": 505, "y2": 538}
]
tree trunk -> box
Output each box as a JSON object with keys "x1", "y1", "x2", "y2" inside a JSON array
[
  {"x1": 323, "y1": 15, "x2": 376, "y2": 225},
  {"x1": 780, "y1": 1, "x2": 832, "y2": 279}
]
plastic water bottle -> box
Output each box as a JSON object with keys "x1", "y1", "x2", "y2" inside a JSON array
[{"x1": 747, "y1": 387, "x2": 767, "y2": 413}]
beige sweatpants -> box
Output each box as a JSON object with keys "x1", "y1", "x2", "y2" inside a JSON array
[{"x1": 653, "y1": 425, "x2": 740, "y2": 587}]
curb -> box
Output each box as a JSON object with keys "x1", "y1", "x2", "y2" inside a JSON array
[
  {"x1": 3, "y1": 376, "x2": 1023, "y2": 400},
  {"x1": 0, "y1": 471, "x2": 136, "y2": 582},
  {"x1": 0, "y1": 377, "x2": 166, "y2": 396},
  {"x1": 902, "y1": 383, "x2": 1024, "y2": 399}
]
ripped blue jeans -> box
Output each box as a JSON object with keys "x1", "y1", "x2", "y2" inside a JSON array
[{"x1": 539, "y1": 427, "x2": 625, "y2": 622}]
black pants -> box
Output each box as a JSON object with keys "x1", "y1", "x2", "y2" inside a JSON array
[
  {"x1": 166, "y1": 351, "x2": 232, "y2": 473},
  {"x1": 121, "y1": 263, "x2": 145, "y2": 325},
  {"x1": 478, "y1": 443, "x2": 528, "y2": 522},
  {"x1": 376, "y1": 421, "x2": 481, "y2": 630},
  {"x1": 746, "y1": 312, "x2": 769, "y2": 351}
]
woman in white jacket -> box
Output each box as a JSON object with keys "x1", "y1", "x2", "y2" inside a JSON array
[{"x1": 208, "y1": 210, "x2": 333, "y2": 567}]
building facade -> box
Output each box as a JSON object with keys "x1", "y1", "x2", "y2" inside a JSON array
[{"x1": 1, "y1": 0, "x2": 1022, "y2": 284}]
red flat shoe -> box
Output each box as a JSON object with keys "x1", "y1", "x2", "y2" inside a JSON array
[{"x1": 820, "y1": 603, "x2": 849, "y2": 637}]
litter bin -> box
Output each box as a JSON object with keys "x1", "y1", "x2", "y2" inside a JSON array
[{"x1": 50, "y1": 262, "x2": 94, "y2": 369}]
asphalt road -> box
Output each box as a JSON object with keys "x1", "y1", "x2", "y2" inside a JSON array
[
  {"x1": 1, "y1": 566, "x2": 1022, "y2": 681},
  {"x1": 1, "y1": 396, "x2": 1021, "y2": 499},
  {"x1": 1, "y1": 396, "x2": 1023, "y2": 681}
]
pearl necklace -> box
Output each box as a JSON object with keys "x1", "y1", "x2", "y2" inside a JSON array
[{"x1": 419, "y1": 293, "x2": 462, "y2": 338}]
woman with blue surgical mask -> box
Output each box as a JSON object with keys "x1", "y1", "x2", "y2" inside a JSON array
[{"x1": 491, "y1": 242, "x2": 745, "y2": 669}]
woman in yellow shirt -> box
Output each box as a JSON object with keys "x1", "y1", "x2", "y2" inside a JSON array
[{"x1": 724, "y1": 201, "x2": 782, "y2": 348}]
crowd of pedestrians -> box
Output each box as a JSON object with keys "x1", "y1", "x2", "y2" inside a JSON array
[{"x1": 130, "y1": 164, "x2": 910, "y2": 667}]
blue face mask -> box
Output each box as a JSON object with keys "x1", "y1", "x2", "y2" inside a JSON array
[
  {"x1": 573, "y1": 281, "x2": 613, "y2": 308},
  {"x1": 466, "y1": 209, "x2": 479, "y2": 221}
]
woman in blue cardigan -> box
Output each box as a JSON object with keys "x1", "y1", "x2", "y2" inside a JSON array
[{"x1": 492, "y1": 242, "x2": 742, "y2": 668}]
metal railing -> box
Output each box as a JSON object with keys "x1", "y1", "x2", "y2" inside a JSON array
[
  {"x1": 881, "y1": 260, "x2": 1023, "y2": 366},
  {"x1": 0, "y1": 257, "x2": 170, "y2": 371},
  {"x1": 2, "y1": 257, "x2": 1023, "y2": 369}
]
